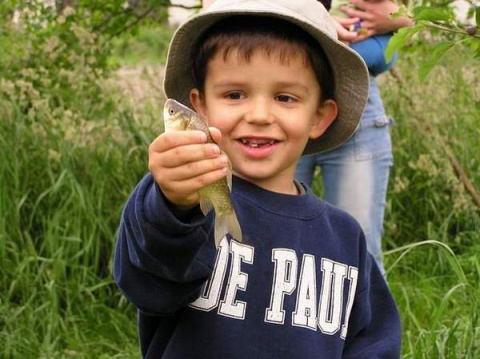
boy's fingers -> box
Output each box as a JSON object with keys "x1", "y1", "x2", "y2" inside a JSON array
[
  {"x1": 149, "y1": 143, "x2": 223, "y2": 172},
  {"x1": 149, "y1": 136, "x2": 227, "y2": 181},
  {"x1": 150, "y1": 131, "x2": 221, "y2": 161},
  {"x1": 158, "y1": 165, "x2": 228, "y2": 207},
  {"x1": 167, "y1": 155, "x2": 228, "y2": 181},
  {"x1": 208, "y1": 127, "x2": 222, "y2": 144},
  {"x1": 177, "y1": 165, "x2": 228, "y2": 189},
  {"x1": 147, "y1": 127, "x2": 227, "y2": 207},
  {"x1": 150, "y1": 130, "x2": 208, "y2": 153}
]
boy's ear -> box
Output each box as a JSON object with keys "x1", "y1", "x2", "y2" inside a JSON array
[
  {"x1": 189, "y1": 89, "x2": 207, "y2": 117},
  {"x1": 309, "y1": 99, "x2": 338, "y2": 139}
]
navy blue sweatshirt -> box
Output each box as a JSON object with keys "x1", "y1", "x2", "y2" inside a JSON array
[{"x1": 114, "y1": 174, "x2": 401, "y2": 358}]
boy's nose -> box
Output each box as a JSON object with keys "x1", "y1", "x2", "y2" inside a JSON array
[{"x1": 244, "y1": 98, "x2": 274, "y2": 125}]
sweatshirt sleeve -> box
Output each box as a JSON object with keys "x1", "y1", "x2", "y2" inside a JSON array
[
  {"x1": 342, "y1": 252, "x2": 402, "y2": 359},
  {"x1": 113, "y1": 173, "x2": 216, "y2": 316}
]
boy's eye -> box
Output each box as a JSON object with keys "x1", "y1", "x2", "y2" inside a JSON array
[
  {"x1": 225, "y1": 92, "x2": 244, "y2": 100},
  {"x1": 276, "y1": 94, "x2": 295, "y2": 103}
]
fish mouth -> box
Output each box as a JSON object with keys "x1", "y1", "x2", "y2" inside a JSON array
[{"x1": 239, "y1": 137, "x2": 278, "y2": 148}]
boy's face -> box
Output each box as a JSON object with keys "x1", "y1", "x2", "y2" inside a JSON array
[{"x1": 190, "y1": 48, "x2": 337, "y2": 194}]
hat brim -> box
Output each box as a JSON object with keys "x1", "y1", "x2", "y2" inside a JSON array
[{"x1": 164, "y1": 1, "x2": 369, "y2": 155}]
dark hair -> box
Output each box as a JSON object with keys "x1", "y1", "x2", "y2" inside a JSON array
[{"x1": 191, "y1": 16, "x2": 335, "y2": 103}]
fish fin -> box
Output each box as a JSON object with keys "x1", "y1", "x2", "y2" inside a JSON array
[
  {"x1": 199, "y1": 197, "x2": 214, "y2": 216},
  {"x1": 214, "y1": 210, "x2": 243, "y2": 248}
]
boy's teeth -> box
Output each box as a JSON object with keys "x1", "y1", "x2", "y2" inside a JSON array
[{"x1": 241, "y1": 139, "x2": 274, "y2": 147}]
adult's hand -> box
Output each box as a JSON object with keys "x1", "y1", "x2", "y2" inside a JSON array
[
  {"x1": 340, "y1": 0, "x2": 413, "y2": 42},
  {"x1": 333, "y1": 15, "x2": 361, "y2": 44}
]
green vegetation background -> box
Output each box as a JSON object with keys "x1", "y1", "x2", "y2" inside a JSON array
[{"x1": 1, "y1": 5, "x2": 479, "y2": 358}]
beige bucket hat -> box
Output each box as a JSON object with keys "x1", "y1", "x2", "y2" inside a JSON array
[{"x1": 164, "y1": 0, "x2": 369, "y2": 154}]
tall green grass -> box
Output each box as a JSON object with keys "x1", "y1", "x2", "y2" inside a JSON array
[
  {"x1": 0, "y1": 91, "x2": 164, "y2": 357},
  {"x1": 380, "y1": 47, "x2": 480, "y2": 358},
  {"x1": 1, "y1": 26, "x2": 479, "y2": 357}
]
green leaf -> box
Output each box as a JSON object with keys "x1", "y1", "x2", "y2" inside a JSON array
[
  {"x1": 418, "y1": 41, "x2": 455, "y2": 81},
  {"x1": 473, "y1": 46, "x2": 480, "y2": 60},
  {"x1": 464, "y1": 36, "x2": 480, "y2": 54},
  {"x1": 413, "y1": 6, "x2": 451, "y2": 22},
  {"x1": 385, "y1": 25, "x2": 423, "y2": 62},
  {"x1": 390, "y1": 5, "x2": 409, "y2": 20},
  {"x1": 476, "y1": 6, "x2": 480, "y2": 28}
]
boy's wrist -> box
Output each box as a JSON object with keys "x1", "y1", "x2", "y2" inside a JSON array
[{"x1": 168, "y1": 201, "x2": 201, "y2": 221}]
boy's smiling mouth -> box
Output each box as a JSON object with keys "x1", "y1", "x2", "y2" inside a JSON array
[
  {"x1": 240, "y1": 137, "x2": 277, "y2": 148},
  {"x1": 236, "y1": 136, "x2": 280, "y2": 159}
]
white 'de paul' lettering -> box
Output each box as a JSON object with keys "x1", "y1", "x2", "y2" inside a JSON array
[{"x1": 190, "y1": 238, "x2": 358, "y2": 339}]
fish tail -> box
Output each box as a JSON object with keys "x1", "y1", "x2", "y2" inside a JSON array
[{"x1": 214, "y1": 210, "x2": 243, "y2": 248}]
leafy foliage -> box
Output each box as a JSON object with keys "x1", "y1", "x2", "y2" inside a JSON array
[
  {"x1": 0, "y1": 0, "x2": 171, "y2": 123},
  {"x1": 387, "y1": 1, "x2": 480, "y2": 80},
  {"x1": 0, "y1": 2, "x2": 170, "y2": 356}
]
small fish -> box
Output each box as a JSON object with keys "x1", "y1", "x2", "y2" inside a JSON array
[{"x1": 163, "y1": 98, "x2": 243, "y2": 247}]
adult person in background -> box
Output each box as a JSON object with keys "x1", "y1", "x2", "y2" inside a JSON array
[{"x1": 295, "y1": 0, "x2": 413, "y2": 276}]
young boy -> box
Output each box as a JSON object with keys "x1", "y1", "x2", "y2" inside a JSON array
[{"x1": 114, "y1": 0, "x2": 401, "y2": 358}]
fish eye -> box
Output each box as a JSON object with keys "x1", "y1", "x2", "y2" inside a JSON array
[{"x1": 169, "y1": 108, "x2": 175, "y2": 115}]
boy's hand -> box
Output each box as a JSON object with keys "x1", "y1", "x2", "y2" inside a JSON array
[{"x1": 148, "y1": 127, "x2": 228, "y2": 209}]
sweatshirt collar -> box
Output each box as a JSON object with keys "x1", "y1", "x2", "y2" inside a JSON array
[{"x1": 232, "y1": 176, "x2": 326, "y2": 220}]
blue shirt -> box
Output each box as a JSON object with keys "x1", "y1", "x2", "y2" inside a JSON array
[{"x1": 114, "y1": 174, "x2": 401, "y2": 358}]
